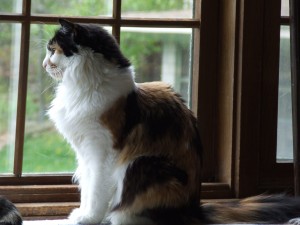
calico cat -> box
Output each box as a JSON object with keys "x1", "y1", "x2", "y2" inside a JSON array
[
  {"x1": 0, "y1": 196, "x2": 22, "y2": 225},
  {"x1": 43, "y1": 18, "x2": 300, "y2": 225}
]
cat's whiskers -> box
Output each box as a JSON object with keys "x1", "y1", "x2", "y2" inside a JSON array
[{"x1": 41, "y1": 76, "x2": 57, "y2": 95}]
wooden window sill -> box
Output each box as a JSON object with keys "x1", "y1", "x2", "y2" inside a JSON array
[{"x1": 17, "y1": 202, "x2": 79, "y2": 219}]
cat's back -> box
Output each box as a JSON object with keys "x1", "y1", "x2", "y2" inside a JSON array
[{"x1": 102, "y1": 80, "x2": 202, "y2": 166}]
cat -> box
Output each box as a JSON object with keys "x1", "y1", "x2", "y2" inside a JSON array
[
  {"x1": 43, "y1": 18, "x2": 300, "y2": 225},
  {"x1": 0, "y1": 196, "x2": 22, "y2": 225}
]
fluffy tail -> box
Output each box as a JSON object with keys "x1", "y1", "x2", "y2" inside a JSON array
[{"x1": 201, "y1": 194, "x2": 300, "y2": 224}]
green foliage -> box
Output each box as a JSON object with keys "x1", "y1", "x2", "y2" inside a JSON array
[
  {"x1": 0, "y1": 0, "x2": 14, "y2": 13},
  {"x1": 22, "y1": 130, "x2": 76, "y2": 173},
  {"x1": 31, "y1": 0, "x2": 111, "y2": 16},
  {"x1": 122, "y1": 0, "x2": 188, "y2": 12},
  {"x1": 0, "y1": 130, "x2": 76, "y2": 173}
]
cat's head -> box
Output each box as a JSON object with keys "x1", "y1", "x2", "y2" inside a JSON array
[{"x1": 42, "y1": 19, "x2": 131, "y2": 80}]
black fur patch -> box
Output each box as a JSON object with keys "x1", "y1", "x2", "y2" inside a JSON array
[
  {"x1": 141, "y1": 205, "x2": 203, "y2": 225},
  {"x1": 139, "y1": 89, "x2": 186, "y2": 141},
  {"x1": 49, "y1": 29, "x2": 79, "y2": 57},
  {"x1": 0, "y1": 196, "x2": 22, "y2": 225},
  {"x1": 113, "y1": 156, "x2": 188, "y2": 210},
  {"x1": 49, "y1": 19, "x2": 131, "y2": 68},
  {"x1": 115, "y1": 91, "x2": 141, "y2": 149}
]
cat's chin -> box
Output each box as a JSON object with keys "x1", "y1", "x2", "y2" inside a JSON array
[
  {"x1": 48, "y1": 73, "x2": 63, "y2": 80},
  {"x1": 47, "y1": 69, "x2": 64, "y2": 80}
]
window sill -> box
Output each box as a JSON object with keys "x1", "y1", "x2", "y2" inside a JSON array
[{"x1": 17, "y1": 202, "x2": 79, "y2": 219}]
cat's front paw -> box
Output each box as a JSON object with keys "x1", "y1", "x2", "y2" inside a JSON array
[{"x1": 69, "y1": 208, "x2": 103, "y2": 224}]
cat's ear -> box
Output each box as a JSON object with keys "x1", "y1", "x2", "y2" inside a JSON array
[{"x1": 58, "y1": 19, "x2": 75, "y2": 34}]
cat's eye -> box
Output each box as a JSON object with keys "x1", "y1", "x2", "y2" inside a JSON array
[
  {"x1": 47, "y1": 44, "x2": 56, "y2": 55},
  {"x1": 49, "y1": 48, "x2": 56, "y2": 55}
]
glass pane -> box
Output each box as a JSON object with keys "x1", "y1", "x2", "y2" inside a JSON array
[
  {"x1": 277, "y1": 26, "x2": 293, "y2": 162},
  {"x1": 23, "y1": 24, "x2": 76, "y2": 173},
  {"x1": 122, "y1": 0, "x2": 194, "y2": 18},
  {"x1": 0, "y1": 23, "x2": 21, "y2": 174},
  {"x1": 121, "y1": 27, "x2": 193, "y2": 106},
  {"x1": 31, "y1": 0, "x2": 112, "y2": 17},
  {"x1": 0, "y1": 0, "x2": 22, "y2": 13},
  {"x1": 281, "y1": 0, "x2": 289, "y2": 17}
]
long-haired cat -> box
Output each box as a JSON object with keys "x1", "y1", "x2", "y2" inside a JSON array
[
  {"x1": 43, "y1": 19, "x2": 300, "y2": 225},
  {"x1": 0, "y1": 196, "x2": 22, "y2": 225}
]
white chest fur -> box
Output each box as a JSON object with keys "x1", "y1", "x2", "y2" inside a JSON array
[{"x1": 47, "y1": 53, "x2": 135, "y2": 152}]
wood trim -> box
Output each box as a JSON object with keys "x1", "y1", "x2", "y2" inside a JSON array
[
  {"x1": 201, "y1": 183, "x2": 232, "y2": 199},
  {"x1": 0, "y1": 15, "x2": 200, "y2": 28},
  {"x1": 197, "y1": 0, "x2": 219, "y2": 182},
  {"x1": 0, "y1": 175, "x2": 73, "y2": 185},
  {"x1": 191, "y1": 0, "x2": 201, "y2": 115},
  {"x1": 14, "y1": 0, "x2": 31, "y2": 176},
  {"x1": 214, "y1": 0, "x2": 236, "y2": 185},
  {"x1": 233, "y1": 0, "x2": 265, "y2": 197},
  {"x1": 290, "y1": 0, "x2": 300, "y2": 196},
  {"x1": 112, "y1": 0, "x2": 121, "y2": 43},
  {"x1": 17, "y1": 202, "x2": 79, "y2": 218},
  {"x1": 281, "y1": 16, "x2": 291, "y2": 25},
  {"x1": 0, "y1": 185, "x2": 79, "y2": 203}
]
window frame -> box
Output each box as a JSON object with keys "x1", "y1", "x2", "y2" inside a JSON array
[{"x1": 232, "y1": 0, "x2": 294, "y2": 197}]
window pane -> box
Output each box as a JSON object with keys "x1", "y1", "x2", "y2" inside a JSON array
[
  {"x1": 277, "y1": 26, "x2": 293, "y2": 162},
  {"x1": 121, "y1": 0, "x2": 194, "y2": 18},
  {"x1": 281, "y1": 0, "x2": 289, "y2": 17},
  {"x1": 23, "y1": 24, "x2": 76, "y2": 173},
  {"x1": 0, "y1": 0, "x2": 22, "y2": 13},
  {"x1": 0, "y1": 23, "x2": 21, "y2": 174},
  {"x1": 121, "y1": 27, "x2": 193, "y2": 106},
  {"x1": 31, "y1": 0, "x2": 112, "y2": 17}
]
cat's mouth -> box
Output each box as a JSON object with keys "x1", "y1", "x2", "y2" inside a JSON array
[{"x1": 46, "y1": 65, "x2": 64, "y2": 80}]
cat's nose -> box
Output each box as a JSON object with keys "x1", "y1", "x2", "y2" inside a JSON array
[{"x1": 42, "y1": 61, "x2": 47, "y2": 69}]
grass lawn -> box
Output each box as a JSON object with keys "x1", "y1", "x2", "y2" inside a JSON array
[{"x1": 0, "y1": 130, "x2": 76, "y2": 174}]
